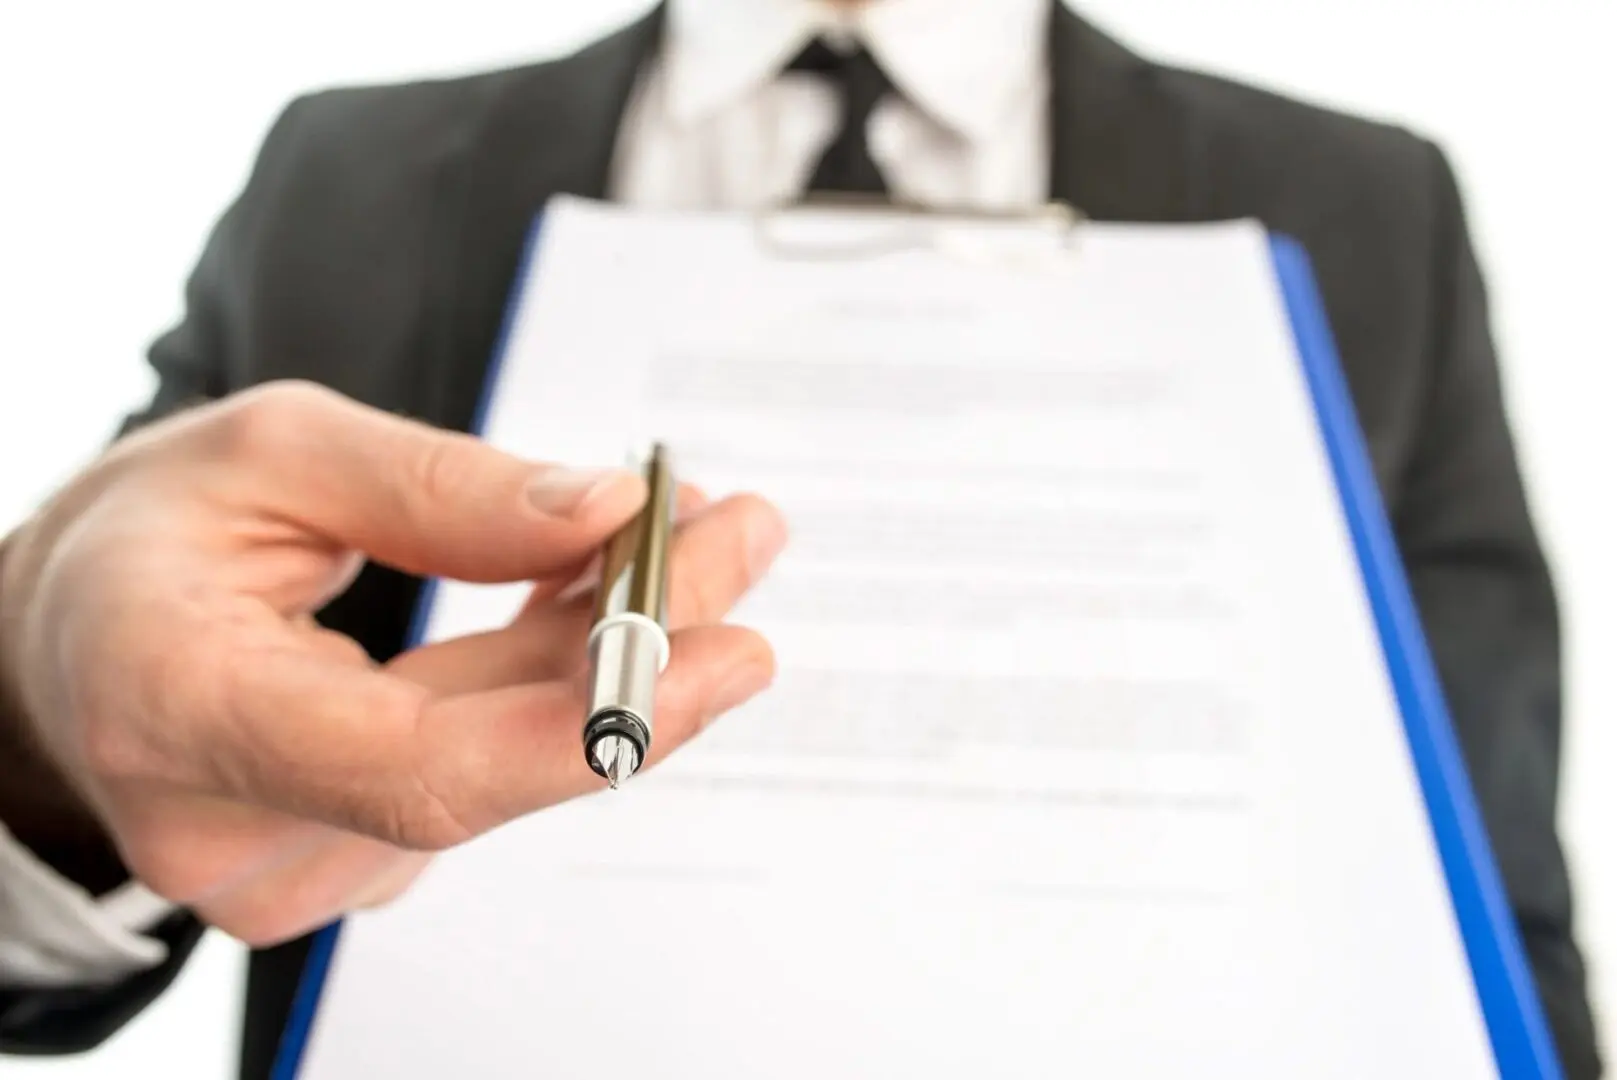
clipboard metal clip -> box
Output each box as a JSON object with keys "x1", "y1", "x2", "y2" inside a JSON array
[{"x1": 753, "y1": 194, "x2": 1088, "y2": 269}]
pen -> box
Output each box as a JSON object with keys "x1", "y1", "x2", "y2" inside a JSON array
[{"x1": 581, "y1": 442, "x2": 675, "y2": 789}]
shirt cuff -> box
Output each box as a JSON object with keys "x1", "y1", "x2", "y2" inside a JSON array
[{"x1": 0, "y1": 820, "x2": 174, "y2": 990}]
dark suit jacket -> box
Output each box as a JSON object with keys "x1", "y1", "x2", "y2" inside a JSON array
[{"x1": 0, "y1": 5, "x2": 1602, "y2": 1077}]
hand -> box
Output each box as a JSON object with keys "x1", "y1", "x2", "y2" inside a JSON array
[{"x1": 0, "y1": 381, "x2": 786, "y2": 946}]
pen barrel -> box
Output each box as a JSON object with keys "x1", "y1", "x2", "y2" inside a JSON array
[
  {"x1": 582, "y1": 444, "x2": 674, "y2": 767},
  {"x1": 582, "y1": 617, "x2": 664, "y2": 757}
]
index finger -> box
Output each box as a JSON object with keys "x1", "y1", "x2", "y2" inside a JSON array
[{"x1": 195, "y1": 381, "x2": 649, "y2": 583}]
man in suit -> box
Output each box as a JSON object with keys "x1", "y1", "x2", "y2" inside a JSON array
[{"x1": 0, "y1": 0, "x2": 1603, "y2": 1076}]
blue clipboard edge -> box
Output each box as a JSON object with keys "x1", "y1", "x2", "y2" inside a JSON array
[
  {"x1": 269, "y1": 221, "x2": 1561, "y2": 1079},
  {"x1": 1269, "y1": 234, "x2": 1562, "y2": 1079}
]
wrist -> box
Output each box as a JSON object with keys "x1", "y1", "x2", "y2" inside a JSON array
[{"x1": 0, "y1": 529, "x2": 128, "y2": 895}]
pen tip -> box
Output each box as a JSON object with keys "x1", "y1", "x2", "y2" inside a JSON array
[{"x1": 590, "y1": 734, "x2": 641, "y2": 790}]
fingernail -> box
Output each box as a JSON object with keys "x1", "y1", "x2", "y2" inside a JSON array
[
  {"x1": 526, "y1": 467, "x2": 635, "y2": 518},
  {"x1": 712, "y1": 659, "x2": 773, "y2": 717},
  {"x1": 746, "y1": 511, "x2": 789, "y2": 580}
]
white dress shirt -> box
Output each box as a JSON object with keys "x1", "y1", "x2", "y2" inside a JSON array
[
  {"x1": 613, "y1": 0, "x2": 1050, "y2": 210},
  {"x1": 0, "y1": 0, "x2": 1051, "y2": 991},
  {"x1": 0, "y1": 822, "x2": 173, "y2": 988}
]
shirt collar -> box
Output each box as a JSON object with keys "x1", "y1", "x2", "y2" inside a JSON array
[{"x1": 663, "y1": 0, "x2": 1050, "y2": 142}]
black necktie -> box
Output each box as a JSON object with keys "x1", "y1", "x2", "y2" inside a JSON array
[{"x1": 787, "y1": 36, "x2": 895, "y2": 196}]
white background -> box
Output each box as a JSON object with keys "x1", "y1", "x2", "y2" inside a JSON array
[{"x1": 0, "y1": 1, "x2": 1610, "y2": 1075}]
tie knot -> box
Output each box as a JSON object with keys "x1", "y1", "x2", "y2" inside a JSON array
[
  {"x1": 785, "y1": 35, "x2": 895, "y2": 196},
  {"x1": 786, "y1": 36, "x2": 895, "y2": 127}
]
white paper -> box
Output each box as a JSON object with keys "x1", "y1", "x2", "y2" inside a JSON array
[{"x1": 298, "y1": 198, "x2": 1496, "y2": 1078}]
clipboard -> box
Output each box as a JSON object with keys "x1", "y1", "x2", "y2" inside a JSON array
[{"x1": 269, "y1": 199, "x2": 1565, "y2": 1080}]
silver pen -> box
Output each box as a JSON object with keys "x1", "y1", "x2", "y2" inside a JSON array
[{"x1": 581, "y1": 442, "x2": 675, "y2": 788}]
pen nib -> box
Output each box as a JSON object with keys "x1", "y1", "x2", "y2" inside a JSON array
[{"x1": 591, "y1": 735, "x2": 641, "y2": 790}]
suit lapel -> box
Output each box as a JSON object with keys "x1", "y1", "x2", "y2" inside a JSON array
[
  {"x1": 1046, "y1": 4, "x2": 1201, "y2": 223},
  {"x1": 419, "y1": 6, "x2": 667, "y2": 434}
]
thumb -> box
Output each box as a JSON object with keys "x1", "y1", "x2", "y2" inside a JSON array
[{"x1": 206, "y1": 381, "x2": 646, "y2": 582}]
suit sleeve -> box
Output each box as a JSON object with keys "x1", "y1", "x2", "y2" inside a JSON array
[
  {"x1": 1396, "y1": 142, "x2": 1604, "y2": 1080},
  {"x1": 0, "y1": 96, "x2": 314, "y2": 1057},
  {"x1": 117, "y1": 95, "x2": 314, "y2": 435}
]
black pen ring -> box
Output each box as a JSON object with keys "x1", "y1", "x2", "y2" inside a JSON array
[{"x1": 582, "y1": 709, "x2": 652, "y2": 778}]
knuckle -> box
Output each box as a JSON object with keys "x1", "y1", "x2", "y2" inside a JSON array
[
  {"x1": 228, "y1": 924, "x2": 283, "y2": 950},
  {"x1": 210, "y1": 910, "x2": 302, "y2": 951},
  {"x1": 327, "y1": 687, "x2": 471, "y2": 853},
  {"x1": 123, "y1": 835, "x2": 214, "y2": 905},
  {"x1": 381, "y1": 765, "x2": 476, "y2": 854},
  {"x1": 211, "y1": 380, "x2": 339, "y2": 461},
  {"x1": 209, "y1": 881, "x2": 328, "y2": 950},
  {"x1": 677, "y1": 542, "x2": 744, "y2": 625},
  {"x1": 382, "y1": 793, "x2": 468, "y2": 853},
  {"x1": 353, "y1": 858, "x2": 429, "y2": 910},
  {"x1": 679, "y1": 570, "x2": 725, "y2": 625},
  {"x1": 402, "y1": 433, "x2": 478, "y2": 521},
  {"x1": 192, "y1": 865, "x2": 330, "y2": 950},
  {"x1": 306, "y1": 626, "x2": 375, "y2": 669}
]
